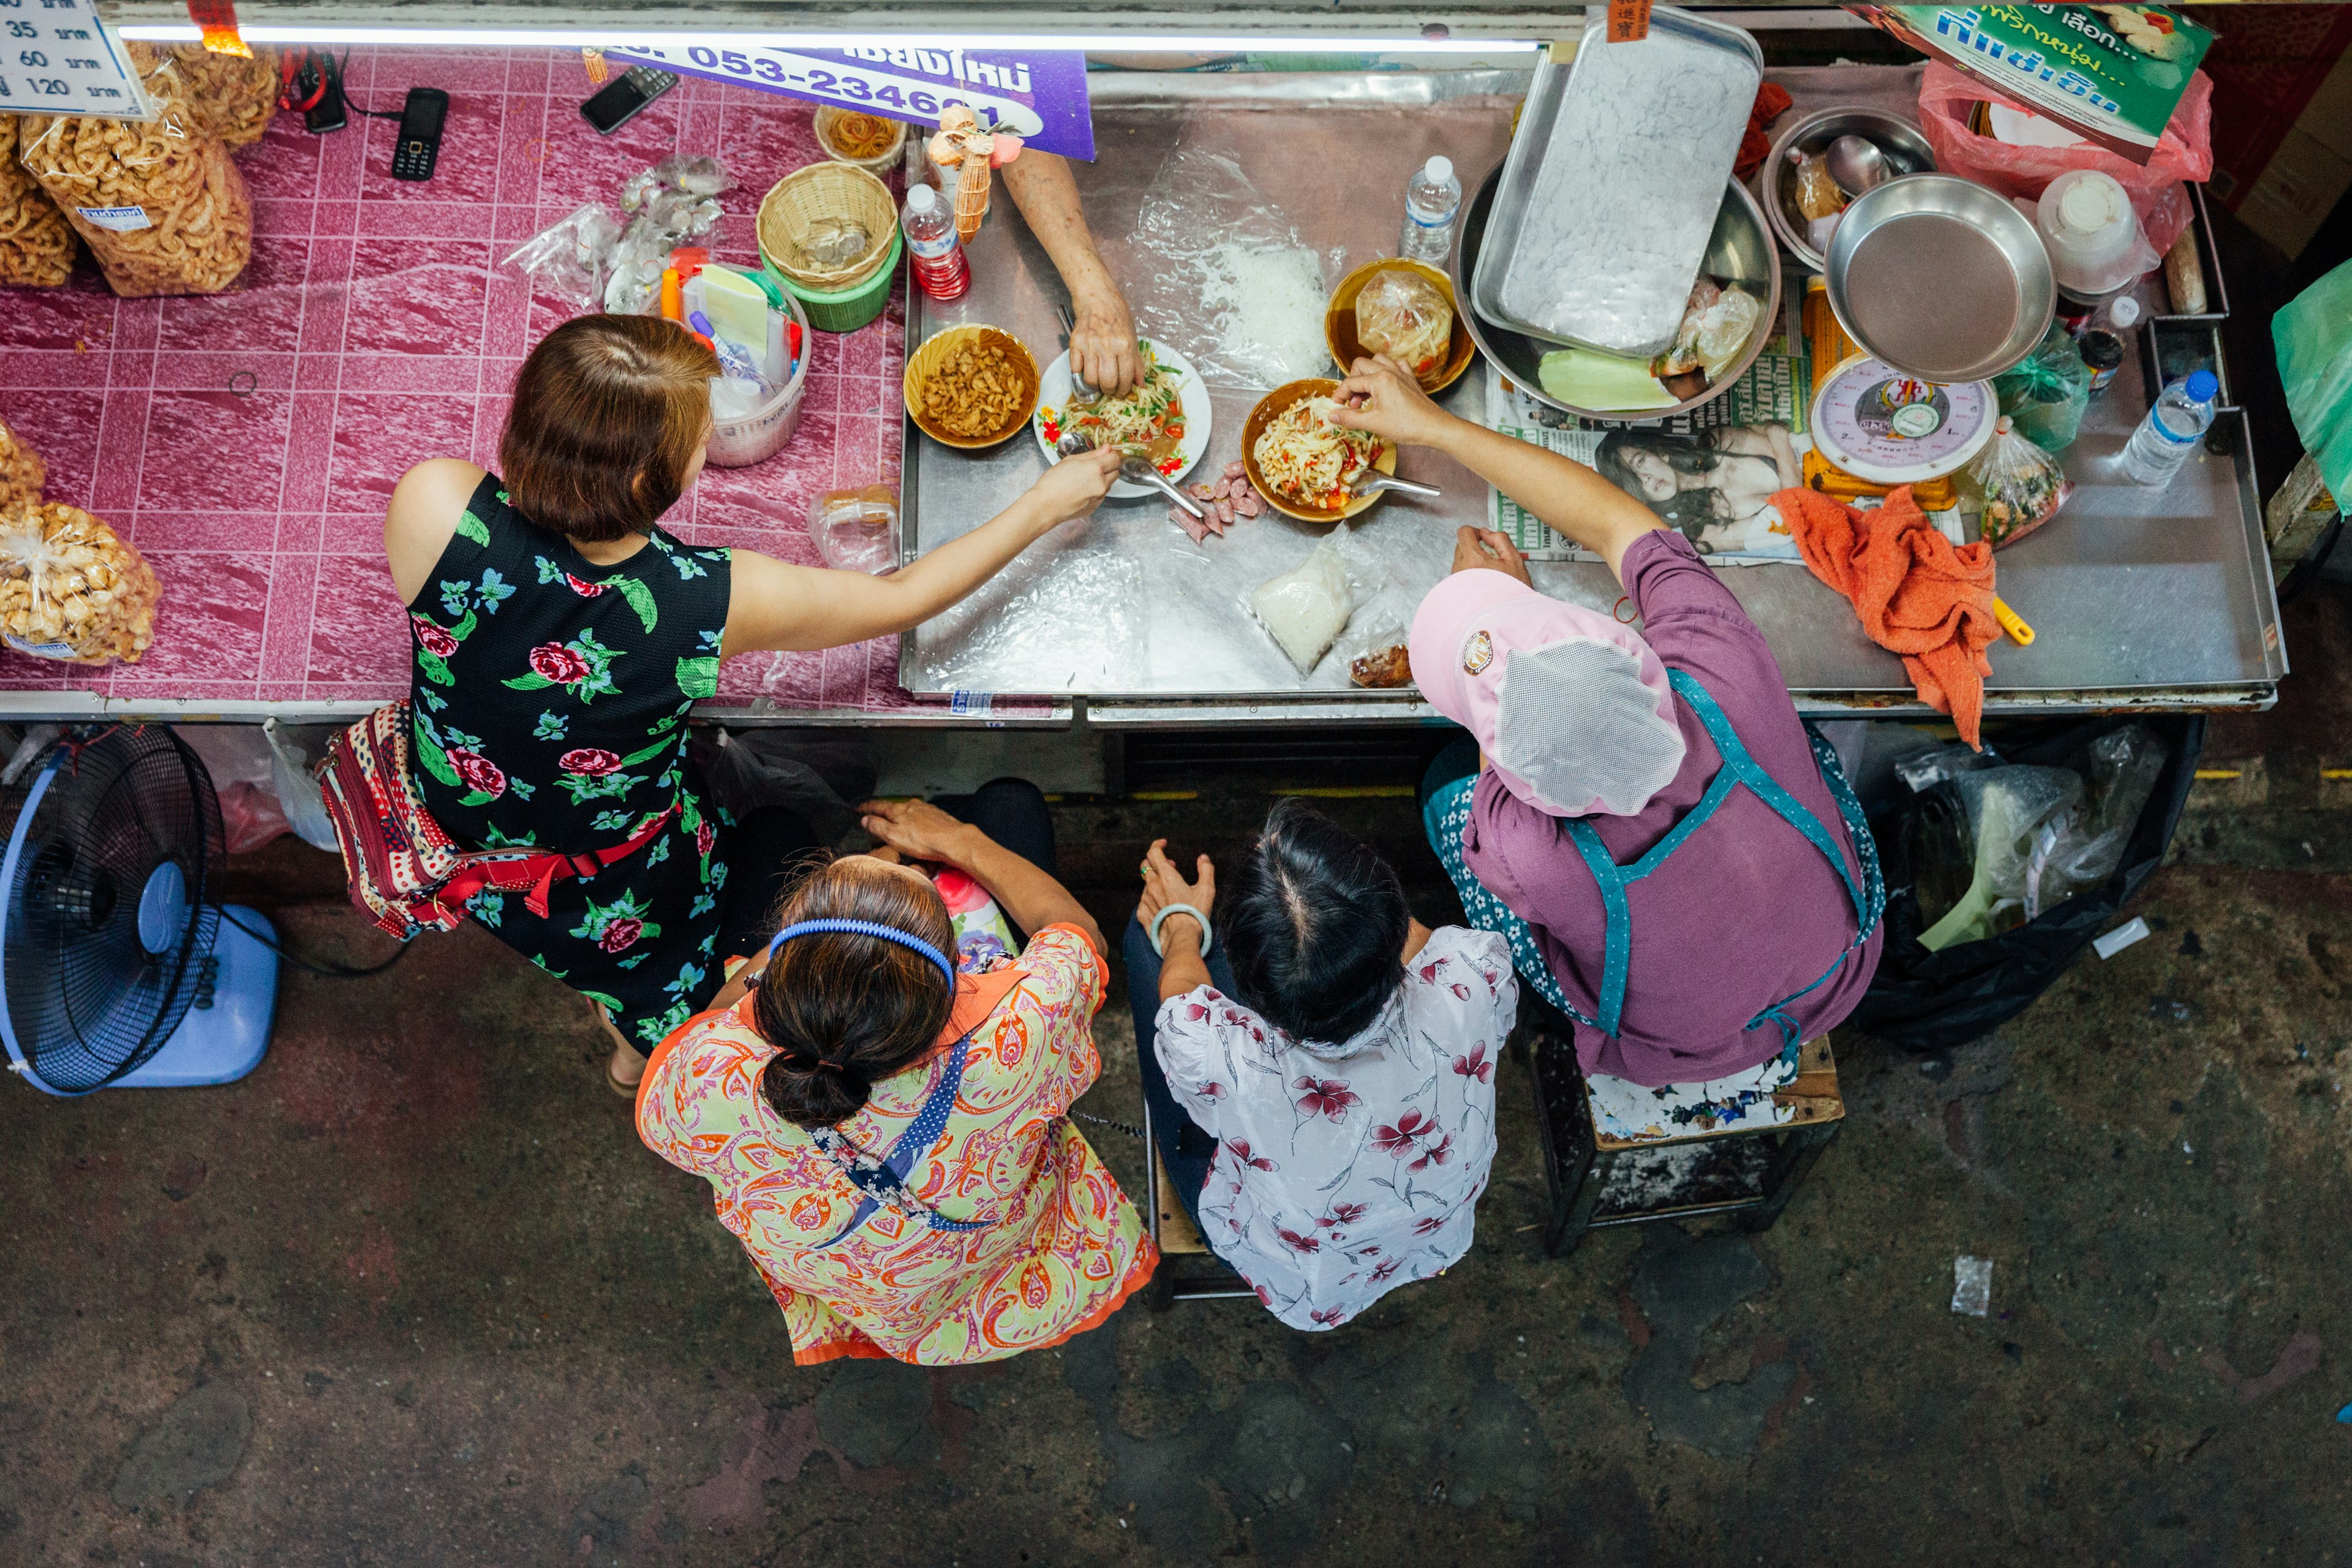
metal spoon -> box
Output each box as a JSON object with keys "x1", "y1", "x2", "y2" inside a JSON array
[
  {"x1": 1823, "y1": 135, "x2": 1889, "y2": 200},
  {"x1": 1054, "y1": 303, "x2": 1102, "y2": 408},
  {"x1": 1117, "y1": 453, "x2": 1207, "y2": 519},
  {"x1": 1346, "y1": 471, "x2": 1442, "y2": 500},
  {"x1": 1054, "y1": 430, "x2": 1207, "y2": 519}
]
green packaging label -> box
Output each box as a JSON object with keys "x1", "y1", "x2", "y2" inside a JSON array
[{"x1": 1885, "y1": 5, "x2": 2212, "y2": 157}]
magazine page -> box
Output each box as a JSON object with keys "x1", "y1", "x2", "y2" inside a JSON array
[{"x1": 1485, "y1": 324, "x2": 1816, "y2": 565}]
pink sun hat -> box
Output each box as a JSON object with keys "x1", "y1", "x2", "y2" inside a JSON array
[{"x1": 1409, "y1": 569, "x2": 1686, "y2": 817}]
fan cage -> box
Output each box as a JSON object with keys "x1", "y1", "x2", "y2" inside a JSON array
[{"x1": 0, "y1": 726, "x2": 222, "y2": 1094}]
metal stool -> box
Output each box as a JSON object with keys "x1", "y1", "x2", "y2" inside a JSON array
[
  {"x1": 1139, "y1": 1096, "x2": 1254, "y2": 1303},
  {"x1": 1528, "y1": 1023, "x2": 1845, "y2": 1257}
]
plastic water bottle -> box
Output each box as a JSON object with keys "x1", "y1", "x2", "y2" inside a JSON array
[
  {"x1": 902, "y1": 184, "x2": 969, "y2": 302},
  {"x1": 2119, "y1": 369, "x2": 2218, "y2": 486},
  {"x1": 1398, "y1": 156, "x2": 1461, "y2": 264}
]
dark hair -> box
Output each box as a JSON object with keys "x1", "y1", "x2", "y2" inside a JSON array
[
  {"x1": 1593, "y1": 429, "x2": 1723, "y2": 522},
  {"x1": 753, "y1": 857, "x2": 957, "y2": 1129},
  {"x1": 1222, "y1": 799, "x2": 1410, "y2": 1046},
  {"x1": 500, "y1": 314, "x2": 720, "y2": 544}
]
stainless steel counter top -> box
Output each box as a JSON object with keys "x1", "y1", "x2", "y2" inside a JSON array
[{"x1": 901, "y1": 65, "x2": 2285, "y2": 723}]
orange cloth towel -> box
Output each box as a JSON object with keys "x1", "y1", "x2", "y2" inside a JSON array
[{"x1": 1778, "y1": 485, "x2": 2000, "y2": 750}]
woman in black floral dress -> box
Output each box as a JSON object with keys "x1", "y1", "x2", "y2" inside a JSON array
[{"x1": 383, "y1": 315, "x2": 1120, "y2": 1090}]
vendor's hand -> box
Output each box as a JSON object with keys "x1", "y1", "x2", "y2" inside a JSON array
[
  {"x1": 1451, "y1": 526, "x2": 1533, "y2": 589},
  {"x1": 859, "y1": 798, "x2": 981, "y2": 866},
  {"x1": 1070, "y1": 285, "x2": 1143, "y2": 398},
  {"x1": 1330, "y1": 354, "x2": 1456, "y2": 451},
  {"x1": 1136, "y1": 839, "x2": 1215, "y2": 947},
  {"x1": 1023, "y1": 447, "x2": 1123, "y2": 529}
]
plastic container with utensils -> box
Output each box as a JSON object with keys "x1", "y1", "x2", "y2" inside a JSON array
[{"x1": 683, "y1": 269, "x2": 810, "y2": 467}]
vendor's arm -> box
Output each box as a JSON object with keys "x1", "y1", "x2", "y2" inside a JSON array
[
  {"x1": 721, "y1": 448, "x2": 1120, "y2": 657},
  {"x1": 1136, "y1": 839, "x2": 1215, "y2": 1001},
  {"x1": 385, "y1": 458, "x2": 488, "y2": 605},
  {"x1": 859, "y1": 798, "x2": 1107, "y2": 958},
  {"x1": 1331, "y1": 356, "x2": 1667, "y2": 584},
  {"x1": 998, "y1": 152, "x2": 1142, "y2": 396}
]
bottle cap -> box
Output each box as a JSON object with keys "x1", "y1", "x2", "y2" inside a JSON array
[
  {"x1": 1425, "y1": 156, "x2": 1453, "y2": 184},
  {"x1": 2078, "y1": 330, "x2": 2124, "y2": 369},
  {"x1": 2106, "y1": 296, "x2": 2141, "y2": 328},
  {"x1": 2184, "y1": 369, "x2": 2218, "y2": 403},
  {"x1": 907, "y1": 184, "x2": 937, "y2": 212}
]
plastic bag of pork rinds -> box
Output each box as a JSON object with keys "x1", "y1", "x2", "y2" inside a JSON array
[
  {"x1": 126, "y1": 40, "x2": 284, "y2": 149},
  {"x1": 17, "y1": 64, "x2": 253, "y2": 298},
  {"x1": 0, "y1": 116, "x2": 78, "y2": 289},
  {"x1": 0, "y1": 414, "x2": 46, "y2": 511},
  {"x1": 0, "y1": 500, "x2": 160, "y2": 666}
]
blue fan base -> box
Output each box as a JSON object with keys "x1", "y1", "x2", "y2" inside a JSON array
[{"x1": 113, "y1": 906, "x2": 281, "y2": 1090}]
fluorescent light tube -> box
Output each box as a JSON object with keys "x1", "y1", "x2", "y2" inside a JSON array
[{"x1": 115, "y1": 25, "x2": 1542, "y2": 52}]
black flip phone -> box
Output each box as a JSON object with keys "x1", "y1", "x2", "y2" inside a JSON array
[
  {"x1": 581, "y1": 66, "x2": 679, "y2": 135},
  {"x1": 390, "y1": 88, "x2": 448, "y2": 181}
]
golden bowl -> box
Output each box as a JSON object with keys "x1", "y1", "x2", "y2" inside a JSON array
[
  {"x1": 903, "y1": 325, "x2": 1041, "y2": 450},
  {"x1": 1324, "y1": 257, "x2": 1478, "y2": 396},
  {"x1": 1241, "y1": 379, "x2": 1398, "y2": 524}
]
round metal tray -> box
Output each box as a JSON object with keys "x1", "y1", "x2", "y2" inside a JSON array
[
  {"x1": 1823, "y1": 173, "x2": 2055, "y2": 385},
  {"x1": 1453, "y1": 162, "x2": 1781, "y2": 421}
]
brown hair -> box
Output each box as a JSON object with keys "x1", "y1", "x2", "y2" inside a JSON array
[
  {"x1": 754, "y1": 858, "x2": 959, "y2": 1129},
  {"x1": 500, "y1": 314, "x2": 720, "y2": 543}
]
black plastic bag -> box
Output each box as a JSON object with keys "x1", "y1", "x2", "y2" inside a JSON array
[{"x1": 1847, "y1": 714, "x2": 2204, "y2": 1052}]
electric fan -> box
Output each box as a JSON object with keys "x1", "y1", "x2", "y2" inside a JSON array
[{"x1": 0, "y1": 726, "x2": 279, "y2": 1095}]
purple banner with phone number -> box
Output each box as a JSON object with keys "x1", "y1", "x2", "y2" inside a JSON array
[{"x1": 603, "y1": 43, "x2": 1094, "y2": 160}]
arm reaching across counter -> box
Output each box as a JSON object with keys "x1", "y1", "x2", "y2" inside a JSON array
[
  {"x1": 999, "y1": 152, "x2": 1143, "y2": 397},
  {"x1": 1327, "y1": 354, "x2": 1668, "y2": 585},
  {"x1": 720, "y1": 447, "x2": 1120, "y2": 657}
]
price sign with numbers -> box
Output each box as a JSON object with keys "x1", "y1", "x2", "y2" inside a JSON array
[
  {"x1": 605, "y1": 41, "x2": 1093, "y2": 160},
  {"x1": 0, "y1": 0, "x2": 151, "y2": 121}
]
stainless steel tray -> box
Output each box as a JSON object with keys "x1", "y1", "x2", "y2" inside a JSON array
[{"x1": 1469, "y1": 5, "x2": 1763, "y2": 358}]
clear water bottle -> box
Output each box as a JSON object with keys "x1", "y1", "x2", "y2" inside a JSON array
[
  {"x1": 902, "y1": 184, "x2": 970, "y2": 302},
  {"x1": 1398, "y1": 156, "x2": 1461, "y2": 264},
  {"x1": 2119, "y1": 369, "x2": 2218, "y2": 486}
]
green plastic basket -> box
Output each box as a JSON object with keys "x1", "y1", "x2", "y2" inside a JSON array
[{"x1": 767, "y1": 229, "x2": 900, "y2": 334}]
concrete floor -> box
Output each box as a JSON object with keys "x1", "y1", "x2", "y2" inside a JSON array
[{"x1": 4, "y1": 584, "x2": 2349, "y2": 1568}]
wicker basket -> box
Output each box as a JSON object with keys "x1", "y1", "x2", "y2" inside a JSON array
[
  {"x1": 758, "y1": 163, "x2": 898, "y2": 292},
  {"x1": 902, "y1": 326, "x2": 1039, "y2": 450},
  {"x1": 813, "y1": 107, "x2": 909, "y2": 175}
]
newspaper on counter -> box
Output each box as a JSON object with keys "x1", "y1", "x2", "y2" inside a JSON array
[{"x1": 1485, "y1": 306, "x2": 1964, "y2": 562}]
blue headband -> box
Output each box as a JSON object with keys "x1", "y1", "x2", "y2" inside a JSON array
[{"x1": 768, "y1": 919, "x2": 957, "y2": 992}]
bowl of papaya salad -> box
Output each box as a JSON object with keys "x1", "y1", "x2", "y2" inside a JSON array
[
  {"x1": 1242, "y1": 379, "x2": 1397, "y2": 522},
  {"x1": 1032, "y1": 340, "x2": 1212, "y2": 499}
]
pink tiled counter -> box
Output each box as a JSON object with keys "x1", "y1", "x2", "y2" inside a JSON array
[{"x1": 0, "y1": 49, "x2": 1039, "y2": 723}]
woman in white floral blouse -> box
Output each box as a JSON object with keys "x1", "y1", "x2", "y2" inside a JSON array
[{"x1": 1126, "y1": 800, "x2": 1519, "y2": 1330}]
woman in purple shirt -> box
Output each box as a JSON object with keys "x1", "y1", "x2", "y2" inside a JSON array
[{"x1": 1332, "y1": 357, "x2": 1883, "y2": 1090}]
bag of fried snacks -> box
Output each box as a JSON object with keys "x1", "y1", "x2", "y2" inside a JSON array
[
  {"x1": 0, "y1": 502, "x2": 160, "y2": 665},
  {"x1": 0, "y1": 116, "x2": 78, "y2": 290},
  {"x1": 18, "y1": 91, "x2": 254, "y2": 298},
  {"x1": 1353, "y1": 266, "x2": 1455, "y2": 381},
  {"x1": 0, "y1": 416, "x2": 46, "y2": 511},
  {"x1": 127, "y1": 40, "x2": 284, "y2": 149}
]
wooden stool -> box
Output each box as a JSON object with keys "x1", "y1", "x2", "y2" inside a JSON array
[
  {"x1": 1140, "y1": 1096, "x2": 1255, "y2": 1303},
  {"x1": 1528, "y1": 1027, "x2": 1845, "y2": 1257}
]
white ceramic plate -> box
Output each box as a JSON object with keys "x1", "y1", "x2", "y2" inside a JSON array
[{"x1": 1031, "y1": 340, "x2": 1213, "y2": 499}]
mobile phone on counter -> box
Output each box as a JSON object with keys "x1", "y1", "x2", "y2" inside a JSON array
[
  {"x1": 581, "y1": 67, "x2": 679, "y2": 136},
  {"x1": 390, "y1": 88, "x2": 449, "y2": 182}
]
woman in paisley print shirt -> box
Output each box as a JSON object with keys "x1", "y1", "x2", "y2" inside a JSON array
[{"x1": 383, "y1": 315, "x2": 1120, "y2": 1092}]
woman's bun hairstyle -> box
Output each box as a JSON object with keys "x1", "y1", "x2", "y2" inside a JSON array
[
  {"x1": 753, "y1": 858, "x2": 957, "y2": 1129},
  {"x1": 1221, "y1": 798, "x2": 1410, "y2": 1046}
]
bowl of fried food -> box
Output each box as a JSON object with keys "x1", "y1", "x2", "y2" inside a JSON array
[{"x1": 903, "y1": 325, "x2": 1041, "y2": 450}]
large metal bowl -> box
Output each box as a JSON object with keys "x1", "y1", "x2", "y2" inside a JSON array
[
  {"x1": 1453, "y1": 161, "x2": 1781, "y2": 421},
  {"x1": 1823, "y1": 173, "x2": 2056, "y2": 384},
  {"x1": 1759, "y1": 106, "x2": 1937, "y2": 274}
]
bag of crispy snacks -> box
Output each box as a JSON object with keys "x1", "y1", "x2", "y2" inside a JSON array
[
  {"x1": 0, "y1": 502, "x2": 160, "y2": 665},
  {"x1": 127, "y1": 41, "x2": 284, "y2": 149},
  {"x1": 0, "y1": 116, "x2": 78, "y2": 289},
  {"x1": 18, "y1": 85, "x2": 254, "y2": 298},
  {"x1": 0, "y1": 416, "x2": 46, "y2": 511}
]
